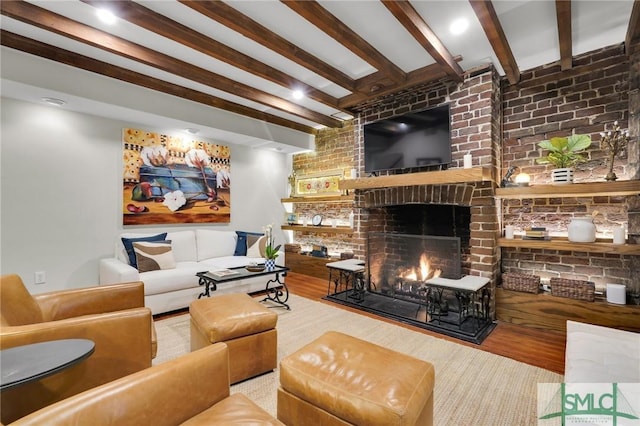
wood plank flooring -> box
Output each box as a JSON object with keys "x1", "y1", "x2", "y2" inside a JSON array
[
  {"x1": 284, "y1": 271, "x2": 566, "y2": 375},
  {"x1": 155, "y1": 271, "x2": 566, "y2": 375}
]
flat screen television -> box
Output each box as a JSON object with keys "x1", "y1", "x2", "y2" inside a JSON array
[{"x1": 363, "y1": 104, "x2": 451, "y2": 174}]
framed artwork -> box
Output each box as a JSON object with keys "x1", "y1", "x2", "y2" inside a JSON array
[
  {"x1": 295, "y1": 170, "x2": 343, "y2": 196},
  {"x1": 122, "y1": 128, "x2": 231, "y2": 225}
]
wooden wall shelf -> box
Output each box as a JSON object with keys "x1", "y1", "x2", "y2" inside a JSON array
[
  {"x1": 498, "y1": 237, "x2": 640, "y2": 255},
  {"x1": 281, "y1": 225, "x2": 354, "y2": 235},
  {"x1": 496, "y1": 288, "x2": 640, "y2": 333},
  {"x1": 281, "y1": 195, "x2": 354, "y2": 203},
  {"x1": 495, "y1": 180, "x2": 640, "y2": 199},
  {"x1": 339, "y1": 167, "x2": 493, "y2": 190}
]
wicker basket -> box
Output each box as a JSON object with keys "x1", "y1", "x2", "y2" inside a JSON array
[
  {"x1": 550, "y1": 278, "x2": 595, "y2": 301},
  {"x1": 502, "y1": 272, "x2": 540, "y2": 294}
]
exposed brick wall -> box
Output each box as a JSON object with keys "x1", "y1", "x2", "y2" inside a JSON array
[{"x1": 501, "y1": 43, "x2": 637, "y2": 295}]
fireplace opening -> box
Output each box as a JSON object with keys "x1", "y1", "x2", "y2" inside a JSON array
[{"x1": 325, "y1": 204, "x2": 494, "y2": 344}]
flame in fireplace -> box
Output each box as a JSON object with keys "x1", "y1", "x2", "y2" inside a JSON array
[{"x1": 401, "y1": 253, "x2": 441, "y2": 282}]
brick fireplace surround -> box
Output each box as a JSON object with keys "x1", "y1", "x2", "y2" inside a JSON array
[{"x1": 291, "y1": 43, "x2": 640, "y2": 323}]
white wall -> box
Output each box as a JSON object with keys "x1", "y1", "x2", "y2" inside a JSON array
[{"x1": 0, "y1": 97, "x2": 290, "y2": 293}]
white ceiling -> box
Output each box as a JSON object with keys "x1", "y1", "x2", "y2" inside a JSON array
[{"x1": 0, "y1": 0, "x2": 636, "y2": 153}]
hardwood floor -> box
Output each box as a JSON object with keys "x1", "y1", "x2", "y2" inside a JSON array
[
  {"x1": 284, "y1": 271, "x2": 566, "y2": 375},
  {"x1": 154, "y1": 271, "x2": 566, "y2": 375}
]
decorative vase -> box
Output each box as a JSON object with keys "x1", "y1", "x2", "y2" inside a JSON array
[
  {"x1": 568, "y1": 217, "x2": 596, "y2": 243},
  {"x1": 551, "y1": 168, "x2": 573, "y2": 184},
  {"x1": 264, "y1": 259, "x2": 276, "y2": 270}
]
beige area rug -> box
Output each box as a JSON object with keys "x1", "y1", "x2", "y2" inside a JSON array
[{"x1": 154, "y1": 294, "x2": 563, "y2": 425}]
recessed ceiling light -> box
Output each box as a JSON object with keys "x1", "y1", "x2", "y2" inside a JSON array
[
  {"x1": 41, "y1": 97, "x2": 66, "y2": 107},
  {"x1": 292, "y1": 89, "x2": 304, "y2": 100},
  {"x1": 96, "y1": 8, "x2": 117, "y2": 25},
  {"x1": 185, "y1": 128, "x2": 200, "y2": 135},
  {"x1": 450, "y1": 18, "x2": 469, "y2": 35}
]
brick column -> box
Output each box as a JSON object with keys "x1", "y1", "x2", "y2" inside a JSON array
[{"x1": 627, "y1": 49, "x2": 640, "y2": 304}]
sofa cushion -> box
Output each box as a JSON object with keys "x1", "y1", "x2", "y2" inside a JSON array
[
  {"x1": 121, "y1": 233, "x2": 168, "y2": 268},
  {"x1": 246, "y1": 236, "x2": 267, "y2": 258},
  {"x1": 166, "y1": 230, "x2": 197, "y2": 262},
  {"x1": 234, "y1": 231, "x2": 263, "y2": 256},
  {"x1": 133, "y1": 241, "x2": 176, "y2": 273},
  {"x1": 196, "y1": 230, "x2": 237, "y2": 261},
  {"x1": 139, "y1": 262, "x2": 203, "y2": 295}
]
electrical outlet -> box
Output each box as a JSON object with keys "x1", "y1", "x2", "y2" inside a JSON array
[{"x1": 34, "y1": 271, "x2": 46, "y2": 284}]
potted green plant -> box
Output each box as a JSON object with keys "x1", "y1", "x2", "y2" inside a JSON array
[
  {"x1": 536, "y1": 134, "x2": 591, "y2": 184},
  {"x1": 263, "y1": 224, "x2": 281, "y2": 270}
]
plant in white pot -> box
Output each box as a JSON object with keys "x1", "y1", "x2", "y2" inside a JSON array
[{"x1": 536, "y1": 134, "x2": 592, "y2": 184}]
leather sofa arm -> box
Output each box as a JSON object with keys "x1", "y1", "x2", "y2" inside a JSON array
[
  {"x1": 9, "y1": 343, "x2": 231, "y2": 426},
  {"x1": 99, "y1": 257, "x2": 140, "y2": 285},
  {"x1": 34, "y1": 281, "x2": 145, "y2": 321},
  {"x1": 0, "y1": 308, "x2": 154, "y2": 424}
]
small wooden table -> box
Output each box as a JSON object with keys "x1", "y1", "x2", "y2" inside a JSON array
[{"x1": 0, "y1": 339, "x2": 95, "y2": 391}]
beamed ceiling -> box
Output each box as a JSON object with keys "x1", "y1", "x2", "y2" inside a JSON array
[{"x1": 1, "y1": 1, "x2": 639, "y2": 152}]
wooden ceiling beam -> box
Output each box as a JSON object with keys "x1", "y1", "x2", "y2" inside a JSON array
[
  {"x1": 0, "y1": 30, "x2": 316, "y2": 134},
  {"x1": 468, "y1": 0, "x2": 520, "y2": 85},
  {"x1": 340, "y1": 63, "x2": 448, "y2": 108},
  {"x1": 282, "y1": 0, "x2": 406, "y2": 85},
  {"x1": 180, "y1": 0, "x2": 356, "y2": 92},
  {"x1": 81, "y1": 0, "x2": 344, "y2": 112},
  {"x1": 626, "y1": 0, "x2": 640, "y2": 55},
  {"x1": 0, "y1": 1, "x2": 341, "y2": 128},
  {"x1": 556, "y1": 0, "x2": 573, "y2": 70},
  {"x1": 381, "y1": 0, "x2": 464, "y2": 82}
]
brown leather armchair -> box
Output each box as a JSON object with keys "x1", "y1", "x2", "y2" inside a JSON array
[
  {"x1": 0, "y1": 274, "x2": 157, "y2": 424},
  {"x1": 8, "y1": 343, "x2": 282, "y2": 425}
]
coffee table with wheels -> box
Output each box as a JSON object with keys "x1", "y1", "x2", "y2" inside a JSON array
[{"x1": 196, "y1": 265, "x2": 290, "y2": 309}]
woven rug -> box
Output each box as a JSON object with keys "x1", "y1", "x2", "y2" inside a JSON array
[{"x1": 154, "y1": 294, "x2": 563, "y2": 425}]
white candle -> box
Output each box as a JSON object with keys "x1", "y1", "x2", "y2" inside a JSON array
[
  {"x1": 350, "y1": 169, "x2": 357, "y2": 179},
  {"x1": 463, "y1": 154, "x2": 472, "y2": 169},
  {"x1": 505, "y1": 225, "x2": 515, "y2": 239},
  {"x1": 613, "y1": 226, "x2": 625, "y2": 244}
]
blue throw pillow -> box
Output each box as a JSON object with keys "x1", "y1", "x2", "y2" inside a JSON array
[
  {"x1": 234, "y1": 231, "x2": 263, "y2": 256},
  {"x1": 122, "y1": 233, "x2": 168, "y2": 268}
]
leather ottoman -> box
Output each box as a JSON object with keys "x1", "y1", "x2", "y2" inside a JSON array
[
  {"x1": 277, "y1": 331, "x2": 435, "y2": 426},
  {"x1": 190, "y1": 293, "x2": 278, "y2": 384}
]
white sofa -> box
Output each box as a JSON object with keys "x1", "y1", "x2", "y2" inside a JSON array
[
  {"x1": 99, "y1": 229, "x2": 284, "y2": 315},
  {"x1": 564, "y1": 320, "x2": 640, "y2": 383}
]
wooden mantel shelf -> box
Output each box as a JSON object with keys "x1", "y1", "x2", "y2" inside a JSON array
[
  {"x1": 495, "y1": 180, "x2": 640, "y2": 199},
  {"x1": 498, "y1": 237, "x2": 640, "y2": 255},
  {"x1": 339, "y1": 167, "x2": 493, "y2": 190}
]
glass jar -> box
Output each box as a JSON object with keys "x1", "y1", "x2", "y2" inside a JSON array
[{"x1": 568, "y1": 217, "x2": 596, "y2": 243}]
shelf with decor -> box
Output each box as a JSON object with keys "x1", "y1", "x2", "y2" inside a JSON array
[
  {"x1": 495, "y1": 180, "x2": 640, "y2": 199},
  {"x1": 281, "y1": 195, "x2": 354, "y2": 203},
  {"x1": 339, "y1": 167, "x2": 493, "y2": 190},
  {"x1": 281, "y1": 225, "x2": 354, "y2": 235},
  {"x1": 497, "y1": 237, "x2": 640, "y2": 255}
]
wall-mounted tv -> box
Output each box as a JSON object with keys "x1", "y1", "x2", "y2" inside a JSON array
[{"x1": 363, "y1": 104, "x2": 451, "y2": 174}]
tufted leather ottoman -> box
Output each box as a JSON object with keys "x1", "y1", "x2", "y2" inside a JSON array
[
  {"x1": 190, "y1": 293, "x2": 278, "y2": 384},
  {"x1": 277, "y1": 331, "x2": 435, "y2": 426}
]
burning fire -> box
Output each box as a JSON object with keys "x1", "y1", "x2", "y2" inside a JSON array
[{"x1": 402, "y1": 253, "x2": 441, "y2": 282}]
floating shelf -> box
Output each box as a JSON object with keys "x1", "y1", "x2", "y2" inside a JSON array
[
  {"x1": 495, "y1": 180, "x2": 640, "y2": 199},
  {"x1": 339, "y1": 167, "x2": 493, "y2": 190},
  {"x1": 281, "y1": 225, "x2": 354, "y2": 235},
  {"x1": 498, "y1": 237, "x2": 640, "y2": 255},
  {"x1": 281, "y1": 195, "x2": 354, "y2": 203}
]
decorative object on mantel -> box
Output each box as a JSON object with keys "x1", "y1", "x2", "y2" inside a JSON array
[
  {"x1": 287, "y1": 171, "x2": 296, "y2": 196},
  {"x1": 600, "y1": 121, "x2": 629, "y2": 182},
  {"x1": 523, "y1": 227, "x2": 549, "y2": 240},
  {"x1": 500, "y1": 165, "x2": 519, "y2": 187},
  {"x1": 606, "y1": 283, "x2": 626, "y2": 304},
  {"x1": 567, "y1": 213, "x2": 597, "y2": 243},
  {"x1": 514, "y1": 172, "x2": 530, "y2": 186},
  {"x1": 311, "y1": 214, "x2": 323, "y2": 226},
  {"x1": 295, "y1": 169, "x2": 342, "y2": 196},
  {"x1": 536, "y1": 134, "x2": 592, "y2": 184},
  {"x1": 285, "y1": 212, "x2": 298, "y2": 225},
  {"x1": 263, "y1": 223, "x2": 280, "y2": 270},
  {"x1": 613, "y1": 225, "x2": 626, "y2": 245}
]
